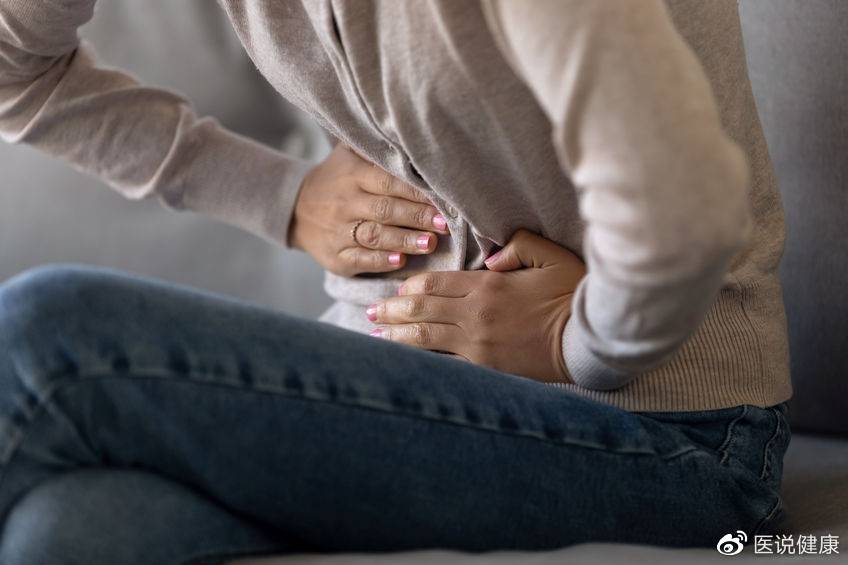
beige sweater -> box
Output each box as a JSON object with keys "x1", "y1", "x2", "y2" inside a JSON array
[{"x1": 0, "y1": 0, "x2": 792, "y2": 412}]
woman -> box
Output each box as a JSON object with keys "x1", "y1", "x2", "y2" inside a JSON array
[{"x1": 0, "y1": 1, "x2": 792, "y2": 563}]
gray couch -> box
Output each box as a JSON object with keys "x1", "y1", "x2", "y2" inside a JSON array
[{"x1": 1, "y1": 1, "x2": 845, "y2": 563}]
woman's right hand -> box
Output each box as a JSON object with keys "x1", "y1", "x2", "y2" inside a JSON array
[{"x1": 288, "y1": 144, "x2": 450, "y2": 277}]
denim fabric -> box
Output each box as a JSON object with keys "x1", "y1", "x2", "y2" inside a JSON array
[{"x1": 0, "y1": 265, "x2": 790, "y2": 565}]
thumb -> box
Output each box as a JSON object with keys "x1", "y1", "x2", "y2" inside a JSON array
[{"x1": 484, "y1": 229, "x2": 558, "y2": 271}]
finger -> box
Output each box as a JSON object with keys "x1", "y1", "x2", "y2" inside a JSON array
[
  {"x1": 368, "y1": 295, "x2": 459, "y2": 325},
  {"x1": 484, "y1": 228, "x2": 583, "y2": 272},
  {"x1": 370, "y1": 322, "x2": 465, "y2": 354},
  {"x1": 359, "y1": 194, "x2": 450, "y2": 235},
  {"x1": 398, "y1": 270, "x2": 480, "y2": 298},
  {"x1": 337, "y1": 247, "x2": 405, "y2": 275},
  {"x1": 359, "y1": 162, "x2": 432, "y2": 205},
  {"x1": 353, "y1": 221, "x2": 438, "y2": 254}
]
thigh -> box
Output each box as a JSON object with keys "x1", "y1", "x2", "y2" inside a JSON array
[
  {"x1": 0, "y1": 265, "x2": 780, "y2": 551},
  {"x1": 0, "y1": 469, "x2": 293, "y2": 565}
]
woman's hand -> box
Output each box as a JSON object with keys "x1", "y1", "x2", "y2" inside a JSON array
[
  {"x1": 288, "y1": 144, "x2": 450, "y2": 277},
  {"x1": 366, "y1": 229, "x2": 587, "y2": 384}
]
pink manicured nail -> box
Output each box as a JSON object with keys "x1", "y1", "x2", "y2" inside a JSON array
[
  {"x1": 397, "y1": 284, "x2": 406, "y2": 296},
  {"x1": 484, "y1": 249, "x2": 503, "y2": 266},
  {"x1": 432, "y1": 214, "x2": 447, "y2": 231},
  {"x1": 369, "y1": 328, "x2": 384, "y2": 338},
  {"x1": 388, "y1": 252, "x2": 402, "y2": 265},
  {"x1": 366, "y1": 304, "x2": 378, "y2": 322},
  {"x1": 416, "y1": 234, "x2": 431, "y2": 250}
]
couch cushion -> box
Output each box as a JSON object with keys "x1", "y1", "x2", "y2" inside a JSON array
[{"x1": 781, "y1": 433, "x2": 848, "y2": 536}]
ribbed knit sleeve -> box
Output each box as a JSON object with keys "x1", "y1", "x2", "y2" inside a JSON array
[
  {"x1": 481, "y1": 0, "x2": 753, "y2": 390},
  {"x1": 0, "y1": 0, "x2": 311, "y2": 249}
]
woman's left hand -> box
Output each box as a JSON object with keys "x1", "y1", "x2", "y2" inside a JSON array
[{"x1": 366, "y1": 229, "x2": 587, "y2": 384}]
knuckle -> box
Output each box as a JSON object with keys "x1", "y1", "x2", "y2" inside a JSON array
[
  {"x1": 480, "y1": 273, "x2": 506, "y2": 294},
  {"x1": 411, "y1": 323, "x2": 432, "y2": 346},
  {"x1": 412, "y1": 205, "x2": 430, "y2": 228},
  {"x1": 421, "y1": 273, "x2": 440, "y2": 295},
  {"x1": 405, "y1": 295, "x2": 426, "y2": 318},
  {"x1": 379, "y1": 172, "x2": 393, "y2": 194},
  {"x1": 372, "y1": 197, "x2": 392, "y2": 222},
  {"x1": 360, "y1": 222, "x2": 382, "y2": 248},
  {"x1": 472, "y1": 305, "x2": 497, "y2": 324},
  {"x1": 399, "y1": 183, "x2": 416, "y2": 200}
]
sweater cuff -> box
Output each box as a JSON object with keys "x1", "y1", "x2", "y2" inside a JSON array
[
  {"x1": 170, "y1": 120, "x2": 313, "y2": 251},
  {"x1": 562, "y1": 299, "x2": 635, "y2": 392}
]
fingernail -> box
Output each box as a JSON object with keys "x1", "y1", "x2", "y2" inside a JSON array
[
  {"x1": 484, "y1": 249, "x2": 503, "y2": 266},
  {"x1": 397, "y1": 284, "x2": 406, "y2": 296},
  {"x1": 366, "y1": 303, "x2": 378, "y2": 322},
  {"x1": 388, "y1": 252, "x2": 402, "y2": 265},
  {"x1": 369, "y1": 328, "x2": 384, "y2": 338},
  {"x1": 432, "y1": 214, "x2": 447, "y2": 231},
  {"x1": 416, "y1": 234, "x2": 431, "y2": 250}
]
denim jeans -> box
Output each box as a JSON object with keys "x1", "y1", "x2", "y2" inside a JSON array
[{"x1": 0, "y1": 265, "x2": 791, "y2": 564}]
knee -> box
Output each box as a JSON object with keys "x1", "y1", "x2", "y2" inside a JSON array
[
  {"x1": 1, "y1": 263, "x2": 99, "y2": 326},
  {"x1": 0, "y1": 480, "x2": 71, "y2": 564},
  {"x1": 0, "y1": 470, "x2": 281, "y2": 565},
  {"x1": 0, "y1": 264, "x2": 118, "y2": 388},
  {"x1": 0, "y1": 472, "x2": 129, "y2": 565}
]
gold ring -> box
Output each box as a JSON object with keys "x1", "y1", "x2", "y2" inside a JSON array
[{"x1": 351, "y1": 218, "x2": 367, "y2": 245}]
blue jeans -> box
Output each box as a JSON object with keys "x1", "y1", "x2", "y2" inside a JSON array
[{"x1": 0, "y1": 265, "x2": 791, "y2": 564}]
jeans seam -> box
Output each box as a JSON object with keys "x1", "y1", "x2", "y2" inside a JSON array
[
  {"x1": 752, "y1": 492, "x2": 784, "y2": 537},
  {"x1": 0, "y1": 370, "x2": 682, "y2": 521},
  {"x1": 0, "y1": 367, "x2": 683, "y2": 493},
  {"x1": 759, "y1": 406, "x2": 784, "y2": 483},
  {"x1": 716, "y1": 405, "x2": 749, "y2": 466}
]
